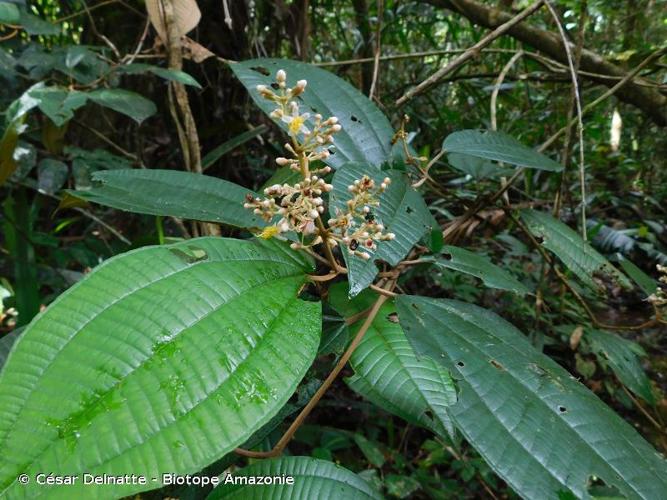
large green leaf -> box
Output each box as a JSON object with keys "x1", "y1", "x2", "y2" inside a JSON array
[
  {"x1": 87, "y1": 88, "x2": 157, "y2": 124},
  {"x1": 329, "y1": 283, "x2": 456, "y2": 440},
  {"x1": 231, "y1": 59, "x2": 394, "y2": 169},
  {"x1": 521, "y1": 209, "x2": 632, "y2": 292},
  {"x1": 207, "y1": 456, "x2": 382, "y2": 499},
  {"x1": 203, "y1": 125, "x2": 269, "y2": 170},
  {"x1": 69, "y1": 169, "x2": 265, "y2": 229},
  {"x1": 330, "y1": 163, "x2": 434, "y2": 296},
  {"x1": 585, "y1": 329, "x2": 655, "y2": 405},
  {"x1": 396, "y1": 295, "x2": 667, "y2": 500},
  {"x1": 443, "y1": 130, "x2": 563, "y2": 172},
  {"x1": 17, "y1": 10, "x2": 60, "y2": 35},
  {"x1": 0, "y1": 237, "x2": 321, "y2": 499},
  {"x1": 429, "y1": 245, "x2": 530, "y2": 295}
]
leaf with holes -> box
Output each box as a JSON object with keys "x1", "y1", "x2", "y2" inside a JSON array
[
  {"x1": 329, "y1": 283, "x2": 456, "y2": 440},
  {"x1": 396, "y1": 295, "x2": 667, "y2": 500},
  {"x1": 429, "y1": 245, "x2": 530, "y2": 295},
  {"x1": 207, "y1": 456, "x2": 382, "y2": 499},
  {"x1": 69, "y1": 169, "x2": 265, "y2": 229},
  {"x1": 521, "y1": 209, "x2": 632, "y2": 292},
  {"x1": 330, "y1": 163, "x2": 434, "y2": 296},
  {"x1": 0, "y1": 238, "x2": 321, "y2": 499},
  {"x1": 443, "y1": 130, "x2": 563, "y2": 172},
  {"x1": 231, "y1": 59, "x2": 394, "y2": 169},
  {"x1": 585, "y1": 329, "x2": 655, "y2": 405}
]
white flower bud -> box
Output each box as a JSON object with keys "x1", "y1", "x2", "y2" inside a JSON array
[
  {"x1": 253, "y1": 209, "x2": 261, "y2": 214},
  {"x1": 256, "y1": 84, "x2": 267, "y2": 92},
  {"x1": 387, "y1": 233, "x2": 396, "y2": 240},
  {"x1": 331, "y1": 124, "x2": 342, "y2": 132},
  {"x1": 279, "y1": 221, "x2": 291, "y2": 232},
  {"x1": 313, "y1": 197, "x2": 323, "y2": 205},
  {"x1": 380, "y1": 183, "x2": 387, "y2": 190},
  {"x1": 328, "y1": 116, "x2": 338, "y2": 124},
  {"x1": 347, "y1": 185, "x2": 355, "y2": 192},
  {"x1": 383, "y1": 177, "x2": 391, "y2": 184},
  {"x1": 276, "y1": 157, "x2": 289, "y2": 166},
  {"x1": 309, "y1": 209, "x2": 319, "y2": 219},
  {"x1": 360, "y1": 253, "x2": 371, "y2": 260},
  {"x1": 362, "y1": 206, "x2": 370, "y2": 213},
  {"x1": 290, "y1": 242, "x2": 300, "y2": 250},
  {"x1": 243, "y1": 203, "x2": 252, "y2": 209},
  {"x1": 296, "y1": 79, "x2": 307, "y2": 90},
  {"x1": 276, "y1": 69, "x2": 286, "y2": 82},
  {"x1": 323, "y1": 183, "x2": 333, "y2": 192}
]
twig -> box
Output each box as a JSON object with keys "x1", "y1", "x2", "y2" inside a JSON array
[
  {"x1": 490, "y1": 50, "x2": 523, "y2": 205},
  {"x1": 72, "y1": 120, "x2": 139, "y2": 162},
  {"x1": 621, "y1": 386, "x2": 664, "y2": 433},
  {"x1": 395, "y1": 0, "x2": 545, "y2": 106},
  {"x1": 235, "y1": 292, "x2": 390, "y2": 458},
  {"x1": 368, "y1": 0, "x2": 383, "y2": 100},
  {"x1": 544, "y1": 0, "x2": 587, "y2": 239}
]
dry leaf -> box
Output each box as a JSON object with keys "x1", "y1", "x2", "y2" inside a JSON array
[
  {"x1": 569, "y1": 325, "x2": 584, "y2": 351},
  {"x1": 145, "y1": 0, "x2": 201, "y2": 42},
  {"x1": 182, "y1": 37, "x2": 215, "y2": 63}
]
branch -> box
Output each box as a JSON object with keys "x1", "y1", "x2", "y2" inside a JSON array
[
  {"x1": 395, "y1": 0, "x2": 545, "y2": 106},
  {"x1": 421, "y1": 0, "x2": 667, "y2": 125}
]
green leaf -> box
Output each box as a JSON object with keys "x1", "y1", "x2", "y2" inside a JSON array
[
  {"x1": 116, "y1": 63, "x2": 202, "y2": 88},
  {"x1": 231, "y1": 59, "x2": 394, "y2": 169},
  {"x1": 37, "y1": 158, "x2": 68, "y2": 195},
  {"x1": 384, "y1": 474, "x2": 421, "y2": 499},
  {"x1": 396, "y1": 295, "x2": 667, "y2": 500},
  {"x1": 17, "y1": 9, "x2": 60, "y2": 35},
  {"x1": 203, "y1": 125, "x2": 269, "y2": 170},
  {"x1": 27, "y1": 86, "x2": 88, "y2": 126},
  {"x1": 207, "y1": 456, "x2": 382, "y2": 499},
  {"x1": 87, "y1": 88, "x2": 157, "y2": 124},
  {"x1": 0, "y1": 237, "x2": 321, "y2": 498},
  {"x1": 586, "y1": 329, "x2": 655, "y2": 405},
  {"x1": 330, "y1": 163, "x2": 434, "y2": 296},
  {"x1": 0, "y1": 3, "x2": 20, "y2": 24},
  {"x1": 0, "y1": 83, "x2": 41, "y2": 186},
  {"x1": 521, "y1": 210, "x2": 632, "y2": 291},
  {"x1": 69, "y1": 169, "x2": 265, "y2": 229},
  {"x1": 447, "y1": 152, "x2": 513, "y2": 179},
  {"x1": 429, "y1": 245, "x2": 530, "y2": 295},
  {"x1": 443, "y1": 130, "x2": 563, "y2": 172},
  {"x1": 617, "y1": 255, "x2": 657, "y2": 297},
  {"x1": 354, "y1": 433, "x2": 386, "y2": 468},
  {"x1": 329, "y1": 283, "x2": 456, "y2": 440}
]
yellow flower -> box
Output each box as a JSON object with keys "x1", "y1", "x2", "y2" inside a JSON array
[
  {"x1": 289, "y1": 116, "x2": 306, "y2": 135},
  {"x1": 259, "y1": 225, "x2": 280, "y2": 239}
]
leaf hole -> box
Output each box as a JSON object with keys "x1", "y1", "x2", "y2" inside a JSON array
[
  {"x1": 386, "y1": 312, "x2": 399, "y2": 323},
  {"x1": 423, "y1": 410, "x2": 434, "y2": 421},
  {"x1": 456, "y1": 361, "x2": 465, "y2": 368},
  {"x1": 351, "y1": 115, "x2": 361, "y2": 123},
  {"x1": 558, "y1": 405, "x2": 567, "y2": 413},
  {"x1": 270, "y1": 82, "x2": 280, "y2": 90},
  {"x1": 250, "y1": 66, "x2": 270, "y2": 76},
  {"x1": 406, "y1": 206, "x2": 414, "y2": 214},
  {"x1": 442, "y1": 252, "x2": 452, "y2": 261},
  {"x1": 489, "y1": 359, "x2": 504, "y2": 370}
]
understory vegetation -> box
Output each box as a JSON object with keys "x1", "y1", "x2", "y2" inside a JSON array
[{"x1": 0, "y1": 0, "x2": 666, "y2": 499}]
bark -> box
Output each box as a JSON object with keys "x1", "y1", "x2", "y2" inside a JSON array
[{"x1": 423, "y1": 0, "x2": 667, "y2": 126}]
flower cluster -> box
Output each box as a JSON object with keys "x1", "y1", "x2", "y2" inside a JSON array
[
  {"x1": 327, "y1": 175, "x2": 395, "y2": 260},
  {"x1": 244, "y1": 68, "x2": 395, "y2": 261},
  {"x1": 648, "y1": 264, "x2": 667, "y2": 310},
  {"x1": 244, "y1": 176, "x2": 333, "y2": 240},
  {"x1": 256, "y1": 69, "x2": 341, "y2": 170}
]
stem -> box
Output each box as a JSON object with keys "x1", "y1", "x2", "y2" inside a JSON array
[{"x1": 235, "y1": 292, "x2": 389, "y2": 458}]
